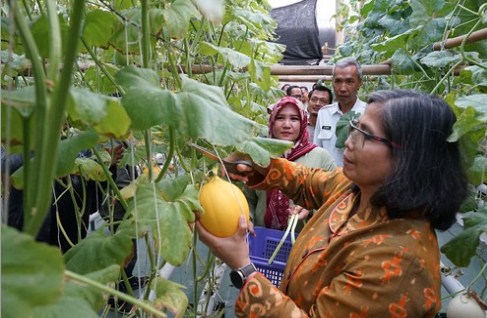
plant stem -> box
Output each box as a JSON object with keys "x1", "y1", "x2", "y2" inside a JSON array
[
  {"x1": 140, "y1": 0, "x2": 151, "y2": 68},
  {"x1": 10, "y1": 0, "x2": 48, "y2": 233},
  {"x1": 45, "y1": 0, "x2": 61, "y2": 81},
  {"x1": 430, "y1": 60, "x2": 463, "y2": 95},
  {"x1": 26, "y1": 0, "x2": 86, "y2": 236},
  {"x1": 65, "y1": 270, "x2": 167, "y2": 318},
  {"x1": 21, "y1": 0, "x2": 32, "y2": 20},
  {"x1": 268, "y1": 215, "x2": 296, "y2": 264},
  {"x1": 155, "y1": 127, "x2": 175, "y2": 182},
  {"x1": 92, "y1": 148, "x2": 128, "y2": 210},
  {"x1": 143, "y1": 130, "x2": 153, "y2": 180},
  {"x1": 466, "y1": 262, "x2": 487, "y2": 290},
  {"x1": 80, "y1": 37, "x2": 125, "y2": 93},
  {"x1": 167, "y1": 48, "x2": 182, "y2": 88}
]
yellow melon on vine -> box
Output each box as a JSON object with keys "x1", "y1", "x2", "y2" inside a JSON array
[{"x1": 199, "y1": 173, "x2": 249, "y2": 237}]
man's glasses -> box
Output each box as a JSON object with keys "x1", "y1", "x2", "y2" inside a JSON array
[{"x1": 348, "y1": 119, "x2": 401, "y2": 149}]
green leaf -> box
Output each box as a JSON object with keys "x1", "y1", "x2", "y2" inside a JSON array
[
  {"x1": 151, "y1": 0, "x2": 201, "y2": 39},
  {"x1": 409, "y1": 0, "x2": 445, "y2": 27},
  {"x1": 118, "y1": 67, "x2": 261, "y2": 144},
  {"x1": 466, "y1": 156, "x2": 487, "y2": 186},
  {"x1": 34, "y1": 265, "x2": 121, "y2": 318},
  {"x1": 370, "y1": 26, "x2": 421, "y2": 56},
  {"x1": 200, "y1": 42, "x2": 251, "y2": 69},
  {"x1": 454, "y1": 94, "x2": 487, "y2": 117},
  {"x1": 156, "y1": 174, "x2": 192, "y2": 201},
  {"x1": 131, "y1": 182, "x2": 196, "y2": 265},
  {"x1": 82, "y1": 10, "x2": 119, "y2": 48},
  {"x1": 335, "y1": 111, "x2": 361, "y2": 148},
  {"x1": 121, "y1": 87, "x2": 178, "y2": 130},
  {"x1": 151, "y1": 277, "x2": 188, "y2": 317},
  {"x1": 72, "y1": 155, "x2": 109, "y2": 181},
  {"x1": 448, "y1": 105, "x2": 483, "y2": 141},
  {"x1": 420, "y1": 51, "x2": 462, "y2": 68},
  {"x1": 1, "y1": 93, "x2": 36, "y2": 150},
  {"x1": 68, "y1": 88, "x2": 113, "y2": 123},
  {"x1": 115, "y1": 65, "x2": 161, "y2": 90},
  {"x1": 83, "y1": 62, "x2": 119, "y2": 94},
  {"x1": 55, "y1": 131, "x2": 100, "y2": 178},
  {"x1": 459, "y1": 184, "x2": 478, "y2": 213},
  {"x1": 1, "y1": 225, "x2": 64, "y2": 318},
  {"x1": 30, "y1": 15, "x2": 69, "y2": 59},
  {"x1": 237, "y1": 137, "x2": 292, "y2": 167},
  {"x1": 414, "y1": 18, "x2": 448, "y2": 48},
  {"x1": 448, "y1": 105, "x2": 485, "y2": 169},
  {"x1": 108, "y1": 9, "x2": 147, "y2": 54},
  {"x1": 390, "y1": 48, "x2": 419, "y2": 74},
  {"x1": 377, "y1": 14, "x2": 410, "y2": 36},
  {"x1": 177, "y1": 76, "x2": 261, "y2": 144},
  {"x1": 248, "y1": 58, "x2": 272, "y2": 91},
  {"x1": 68, "y1": 88, "x2": 131, "y2": 138},
  {"x1": 93, "y1": 100, "x2": 131, "y2": 138},
  {"x1": 1, "y1": 85, "x2": 36, "y2": 117},
  {"x1": 64, "y1": 228, "x2": 134, "y2": 275},
  {"x1": 441, "y1": 211, "x2": 487, "y2": 267}
]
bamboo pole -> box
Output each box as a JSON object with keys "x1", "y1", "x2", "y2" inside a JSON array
[
  {"x1": 433, "y1": 28, "x2": 487, "y2": 51},
  {"x1": 269, "y1": 64, "x2": 392, "y2": 76},
  {"x1": 188, "y1": 63, "x2": 392, "y2": 76},
  {"x1": 278, "y1": 75, "x2": 333, "y2": 82}
]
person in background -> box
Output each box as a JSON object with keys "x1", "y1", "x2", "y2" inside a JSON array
[
  {"x1": 245, "y1": 96, "x2": 335, "y2": 231},
  {"x1": 314, "y1": 57, "x2": 367, "y2": 166},
  {"x1": 306, "y1": 80, "x2": 333, "y2": 143},
  {"x1": 286, "y1": 85, "x2": 303, "y2": 101},
  {"x1": 300, "y1": 86, "x2": 309, "y2": 107},
  {"x1": 281, "y1": 83, "x2": 291, "y2": 92},
  {"x1": 197, "y1": 90, "x2": 468, "y2": 317},
  {"x1": 2, "y1": 142, "x2": 124, "y2": 253}
]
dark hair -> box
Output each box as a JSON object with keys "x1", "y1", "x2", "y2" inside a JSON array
[
  {"x1": 368, "y1": 89, "x2": 468, "y2": 231},
  {"x1": 286, "y1": 85, "x2": 301, "y2": 96},
  {"x1": 281, "y1": 83, "x2": 291, "y2": 91},
  {"x1": 300, "y1": 86, "x2": 309, "y2": 92},
  {"x1": 309, "y1": 80, "x2": 333, "y2": 102}
]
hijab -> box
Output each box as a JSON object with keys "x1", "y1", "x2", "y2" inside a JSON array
[{"x1": 265, "y1": 96, "x2": 317, "y2": 229}]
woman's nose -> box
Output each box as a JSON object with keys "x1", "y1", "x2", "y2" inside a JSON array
[
  {"x1": 282, "y1": 119, "x2": 292, "y2": 127},
  {"x1": 344, "y1": 134, "x2": 354, "y2": 150}
]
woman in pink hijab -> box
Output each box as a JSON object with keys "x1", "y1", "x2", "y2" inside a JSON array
[{"x1": 245, "y1": 96, "x2": 336, "y2": 230}]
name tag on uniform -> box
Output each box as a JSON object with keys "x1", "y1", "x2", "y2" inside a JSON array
[{"x1": 322, "y1": 125, "x2": 331, "y2": 130}]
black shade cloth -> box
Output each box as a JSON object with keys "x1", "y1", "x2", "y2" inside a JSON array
[{"x1": 271, "y1": 0, "x2": 321, "y2": 65}]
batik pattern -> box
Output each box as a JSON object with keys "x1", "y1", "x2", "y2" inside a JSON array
[{"x1": 235, "y1": 158, "x2": 441, "y2": 317}]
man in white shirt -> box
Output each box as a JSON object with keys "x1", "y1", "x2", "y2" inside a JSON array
[
  {"x1": 306, "y1": 81, "x2": 333, "y2": 143},
  {"x1": 313, "y1": 58, "x2": 367, "y2": 166}
]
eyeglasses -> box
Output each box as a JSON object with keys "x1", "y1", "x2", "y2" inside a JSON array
[{"x1": 348, "y1": 119, "x2": 401, "y2": 148}]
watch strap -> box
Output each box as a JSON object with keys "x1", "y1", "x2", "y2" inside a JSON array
[
  {"x1": 230, "y1": 263, "x2": 257, "y2": 289},
  {"x1": 238, "y1": 263, "x2": 257, "y2": 278}
]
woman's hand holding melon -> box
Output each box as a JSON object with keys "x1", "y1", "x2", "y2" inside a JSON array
[{"x1": 196, "y1": 215, "x2": 251, "y2": 270}]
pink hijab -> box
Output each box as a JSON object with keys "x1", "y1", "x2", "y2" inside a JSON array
[{"x1": 265, "y1": 96, "x2": 316, "y2": 229}]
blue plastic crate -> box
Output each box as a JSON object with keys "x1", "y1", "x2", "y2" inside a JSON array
[{"x1": 249, "y1": 226, "x2": 294, "y2": 287}]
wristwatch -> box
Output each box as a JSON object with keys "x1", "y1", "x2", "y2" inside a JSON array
[{"x1": 230, "y1": 263, "x2": 257, "y2": 289}]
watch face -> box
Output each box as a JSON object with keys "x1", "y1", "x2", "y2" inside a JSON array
[{"x1": 230, "y1": 270, "x2": 245, "y2": 289}]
